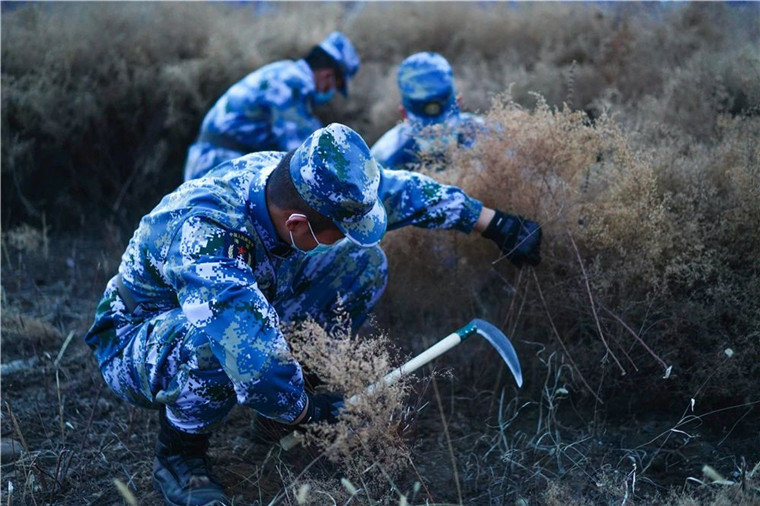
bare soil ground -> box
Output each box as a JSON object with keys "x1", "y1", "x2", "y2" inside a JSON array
[{"x1": 2, "y1": 235, "x2": 759, "y2": 505}]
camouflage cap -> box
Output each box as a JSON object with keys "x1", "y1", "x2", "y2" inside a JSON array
[
  {"x1": 397, "y1": 52, "x2": 459, "y2": 126},
  {"x1": 317, "y1": 31, "x2": 361, "y2": 97},
  {"x1": 289, "y1": 123, "x2": 386, "y2": 247}
]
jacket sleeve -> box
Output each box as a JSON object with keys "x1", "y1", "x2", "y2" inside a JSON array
[
  {"x1": 378, "y1": 167, "x2": 483, "y2": 232},
  {"x1": 370, "y1": 124, "x2": 418, "y2": 171},
  {"x1": 163, "y1": 216, "x2": 307, "y2": 424},
  {"x1": 270, "y1": 95, "x2": 322, "y2": 151},
  {"x1": 269, "y1": 67, "x2": 322, "y2": 151}
]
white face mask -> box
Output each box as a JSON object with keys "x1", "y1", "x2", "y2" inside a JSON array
[{"x1": 288, "y1": 213, "x2": 344, "y2": 256}]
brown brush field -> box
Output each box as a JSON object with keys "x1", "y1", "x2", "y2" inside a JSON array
[{"x1": 2, "y1": 2, "x2": 759, "y2": 505}]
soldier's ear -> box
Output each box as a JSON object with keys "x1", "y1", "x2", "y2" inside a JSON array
[
  {"x1": 398, "y1": 105, "x2": 407, "y2": 120},
  {"x1": 285, "y1": 213, "x2": 308, "y2": 232}
]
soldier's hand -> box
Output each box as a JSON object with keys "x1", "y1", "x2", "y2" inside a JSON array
[
  {"x1": 298, "y1": 392, "x2": 345, "y2": 426},
  {"x1": 482, "y1": 209, "x2": 542, "y2": 268}
]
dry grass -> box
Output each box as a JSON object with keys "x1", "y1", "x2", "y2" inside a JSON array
[
  {"x1": 382, "y1": 92, "x2": 759, "y2": 402},
  {"x1": 3, "y1": 3, "x2": 758, "y2": 231},
  {"x1": 284, "y1": 318, "x2": 415, "y2": 501}
]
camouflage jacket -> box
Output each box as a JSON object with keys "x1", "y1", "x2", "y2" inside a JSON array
[
  {"x1": 106, "y1": 152, "x2": 483, "y2": 423},
  {"x1": 184, "y1": 59, "x2": 322, "y2": 180}
]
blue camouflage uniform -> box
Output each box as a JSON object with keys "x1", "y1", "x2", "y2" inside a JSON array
[
  {"x1": 86, "y1": 124, "x2": 482, "y2": 433},
  {"x1": 371, "y1": 52, "x2": 487, "y2": 171},
  {"x1": 183, "y1": 32, "x2": 360, "y2": 181}
]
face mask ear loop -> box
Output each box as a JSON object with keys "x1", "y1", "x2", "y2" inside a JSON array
[
  {"x1": 288, "y1": 213, "x2": 308, "y2": 253},
  {"x1": 304, "y1": 220, "x2": 321, "y2": 246},
  {"x1": 289, "y1": 213, "x2": 327, "y2": 246},
  {"x1": 288, "y1": 213, "x2": 328, "y2": 254}
]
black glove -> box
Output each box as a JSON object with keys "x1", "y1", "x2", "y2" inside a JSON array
[
  {"x1": 482, "y1": 210, "x2": 542, "y2": 268},
  {"x1": 299, "y1": 392, "x2": 345, "y2": 425}
]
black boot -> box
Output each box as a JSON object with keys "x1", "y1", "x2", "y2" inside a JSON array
[{"x1": 152, "y1": 411, "x2": 230, "y2": 506}]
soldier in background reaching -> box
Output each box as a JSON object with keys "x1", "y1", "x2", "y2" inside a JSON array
[
  {"x1": 371, "y1": 51, "x2": 488, "y2": 171},
  {"x1": 183, "y1": 31, "x2": 360, "y2": 181}
]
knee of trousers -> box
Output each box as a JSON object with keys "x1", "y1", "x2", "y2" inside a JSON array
[
  {"x1": 98, "y1": 307, "x2": 237, "y2": 430},
  {"x1": 333, "y1": 245, "x2": 388, "y2": 329},
  {"x1": 357, "y1": 245, "x2": 389, "y2": 297},
  {"x1": 276, "y1": 244, "x2": 388, "y2": 331},
  {"x1": 322, "y1": 243, "x2": 388, "y2": 305},
  {"x1": 154, "y1": 322, "x2": 237, "y2": 431}
]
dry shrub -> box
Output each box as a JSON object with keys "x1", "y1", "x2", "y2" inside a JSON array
[
  {"x1": 3, "y1": 2, "x2": 757, "y2": 234},
  {"x1": 663, "y1": 463, "x2": 760, "y2": 506},
  {"x1": 1, "y1": 2, "x2": 345, "y2": 231},
  {"x1": 633, "y1": 115, "x2": 760, "y2": 401},
  {"x1": 3, "y1": 3, "x2": 227, "y2": 229},
  {"x1": 629, "y1": 42, "x2": 760, "y2": 145},
  {"x1": 380, "y1": 93, "x2": 616, "y2": 328},
  {"x1": 1, "y1": 311, "x2": 62, "y2": 359},
  {"x1": 380, "y1": 93, "x2": 759, "y2": 407},
  {"x1": 3, "y1": 222, "x2": 49, "y2": 257},
  {"x1": 285, "y1": 317, "x2": 414, "y2": 500},
  {"x1": 541, "y1": 481, "x2": 596, "y2": 506}
]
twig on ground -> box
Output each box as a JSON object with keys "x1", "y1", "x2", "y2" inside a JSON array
[
  {"x1": 56, "y1": 369, "x2": 66, "y2": 444},
  {"x1": 270, "y1": 448, "x2": 326, "y2": 505},
  {"x1": 531, "y1": 269, "x2": 603, "y2": 404},
  {"x1": 54, "y1": 331, "x2": 76, "y2": 369},
  {"x1": 486, "y1": 268, "x2": 526, "y2": 419},
  {"x1": 406, "y1": 455, "x2": 434, "y2": 504},
  {"x1": 113, "y1": 478, "x2": 138, "y2": 505},
  {"x1": 564, "y1": 226, "x2": 625, "y2": 375},
  {"x1": 601, "y1": 305, "x2": 669, "y2": 371},
  {"x1": 609, "y1": 324, "x2": 639, "y2": 373},
  {"x1": 5, "y1": 400, "x2": 29, "y2": 452},
  {"x1": 640, "y1": 399, "x2": 760, "y2": 474},
  {"x1": 431, "y1": 374, "x2": 463, "y2": 505},
  {"x1": 80, "y1": 381, "x2": 104, "y2": 452}
]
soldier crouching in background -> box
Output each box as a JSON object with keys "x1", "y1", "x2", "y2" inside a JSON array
[
  {"x1": 371, "y1": 51, "x2": 489, "y2": 172},
  {"x1": 183, "y1": 31, "x2": 360, "y2": 182}
]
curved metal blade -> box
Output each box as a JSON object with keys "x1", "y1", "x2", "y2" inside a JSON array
[{"x1": 470, "y1": 318, "x2": 523, "y2": 388}]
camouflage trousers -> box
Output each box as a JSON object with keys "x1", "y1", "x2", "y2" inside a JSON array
[{"x1": 86, "y1": 242, "x2": 387, "y2": 433}]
